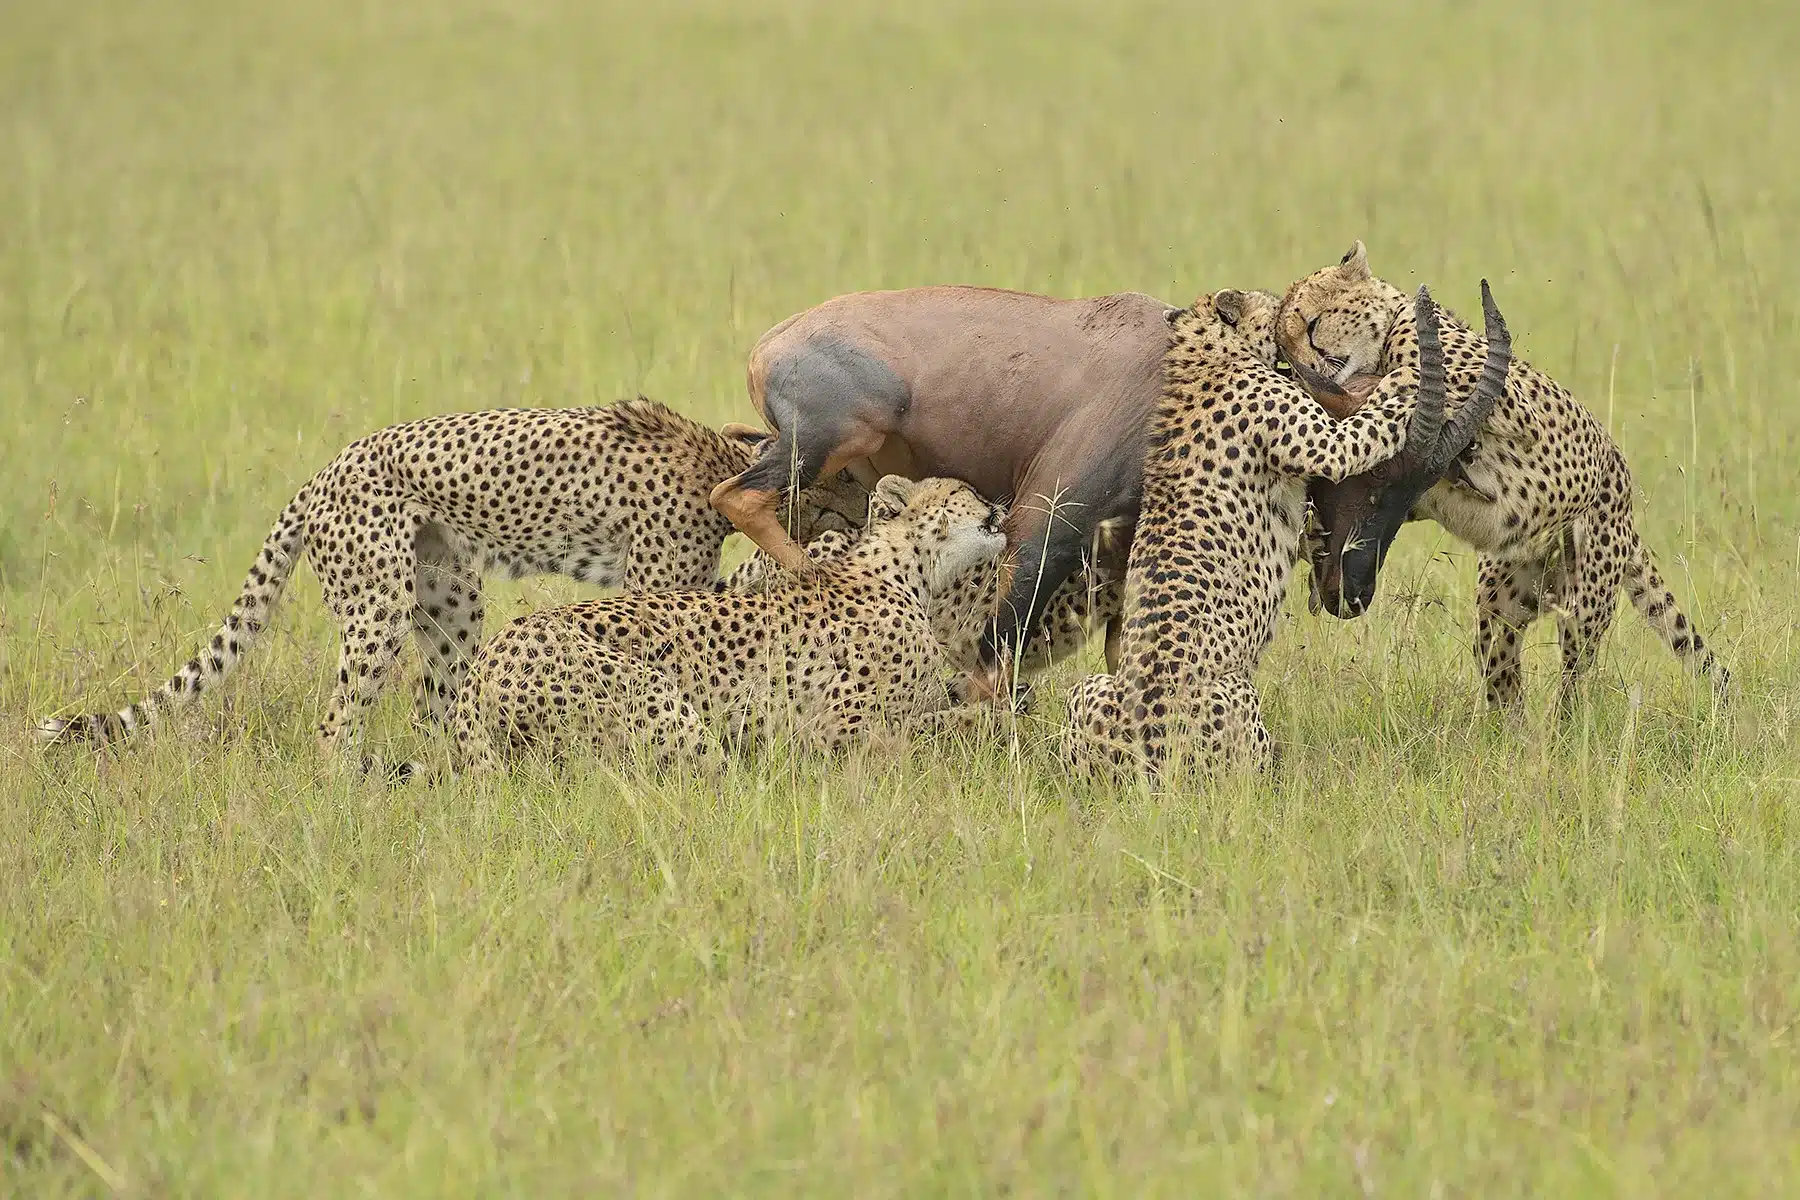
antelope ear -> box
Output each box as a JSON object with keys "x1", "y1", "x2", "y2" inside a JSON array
[
  {"x1": 869, "y1": 474, "x2": 916, "y2": 520},
  {"x1": 1090, "y1": 516, "x2": 1133, "y2": 578},
  {"x1": 1337, "y1": 240, "x2": 1371, "y2": 282},
  {"x1": 721, "y1": 421, "x2": 772, "y2": 448},
  {"x1": 1212, "y1": 289, "x2": 1248, "y2": 327}
]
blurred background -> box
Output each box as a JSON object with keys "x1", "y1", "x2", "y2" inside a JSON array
[{"x1": 3, "y1": 0, "x2": 1792, "y2": 589}]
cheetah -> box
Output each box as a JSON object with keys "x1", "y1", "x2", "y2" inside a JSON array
[
  {"x1": 36, "y1": 398, "x2": 868, "y2": 763},
  {"x1": 1065, "y1": 284, "x2": 1511, "y2": 779},
  {"x1": 448, "y1": 476, "x2": 1007, "y2": 773},
  {"x1": 720, "y1": 519, "x2": 1123, "y2": 704},
  {"x1": 1279, "y1": 242, "x2": 1730, "y2": 708}
]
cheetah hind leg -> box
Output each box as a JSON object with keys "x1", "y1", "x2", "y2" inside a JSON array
[
  {"x1": 315, "y1": 510, "x2": 419, "y2": 755},
  {"x1": 394, "y1": 665, "x2": 552, "y2": 783},
  {"x1": 316, "y1": 601, "x2": 416, "y2": 762},
  {"x1": 410, "y1": 526, "x2": 484, "y2": 727},
  {"x1": 1552, "y1": 523, "x2": 1628, "y2": 716},
  {"x1": 438, "y1": 654, "x2": 722, "y2": 779},
  {"x1": 518, "y1": 648, "x2": 726, "y2": 777},
  {"x1": 557, "y1": 653, "x2": 724, "y2": 777}
]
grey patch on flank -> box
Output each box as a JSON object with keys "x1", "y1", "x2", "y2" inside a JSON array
[{"x1": 762, "y1": 334, "x2": 911, "y2": 431}]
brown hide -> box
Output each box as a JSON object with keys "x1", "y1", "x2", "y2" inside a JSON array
[{"x1": 747, "y1": 286, "x2": 1174, "y2": 536}]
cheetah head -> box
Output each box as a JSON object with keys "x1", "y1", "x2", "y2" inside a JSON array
[
  {"x1": 866, "y1": 475, "x2": 1007, "y2": 597},
  {"x1": 1275, "y1": 241, "x2": 1405, "y2": 412},
  {"x1": 790, "y1": 467, "x2": 873, "y2": 539}
]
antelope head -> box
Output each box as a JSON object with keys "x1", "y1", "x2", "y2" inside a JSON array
[{"x1": 1307, "y1": 280, "x2": 1513, "y2": 618}]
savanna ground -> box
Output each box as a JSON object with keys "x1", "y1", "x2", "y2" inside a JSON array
[{"x1": 2, "y1": 0, "x2": 1797, "y2": 1193}]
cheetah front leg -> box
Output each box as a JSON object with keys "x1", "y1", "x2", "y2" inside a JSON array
[
  {"x1": 802, "y1": 660, "x2": 911, "y2": 758},
  {"x1": 1475, "y1": 554, "x2": 1543, "y2": 709},
  {"x1": 1264, "y1": 387, "x2": 1414, "y2": 483}
]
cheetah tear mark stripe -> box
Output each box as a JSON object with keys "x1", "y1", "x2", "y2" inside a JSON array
[{"x1": 36, "y1": 486, "x2": 314, "y2": 746}]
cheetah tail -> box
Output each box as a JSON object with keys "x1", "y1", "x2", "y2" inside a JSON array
[
  {"x1": 36, "y1": 486, "x2": 314, "y2": 747},
  {"x1": 1622, "y1": 531, "x2": 1731, "y2": 699}
]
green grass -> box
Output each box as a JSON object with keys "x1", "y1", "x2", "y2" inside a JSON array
[{"x1": 3, "y1": 0, "x2": 1798, "y2": 1192}]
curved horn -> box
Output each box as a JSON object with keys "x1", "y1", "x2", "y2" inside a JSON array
[
  {"x1": 1430, "y1": 279, "x2": 1513, "y2": 469},
  {"x1": 1402, "y1": 285, "x2": 1446, "y2": 457},
  {"x1": 1286, "y1": 354, "x2": 1362, "y2": 418}
]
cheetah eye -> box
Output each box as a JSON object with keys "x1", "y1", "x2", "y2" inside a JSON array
[{"x1": 1305, "y1": 316, "x2": 1329, "y2": 357}]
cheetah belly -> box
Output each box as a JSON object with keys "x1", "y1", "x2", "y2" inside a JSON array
[
  {"x1": 467, "y1": 542, "x2": 627, "y2": 587},
  {"x1": 1418, "y1": 483, "x2": 1515, "y2": 556},
  {"x1": 663, "y1": 596, "x2": 937, "y2": 742}
]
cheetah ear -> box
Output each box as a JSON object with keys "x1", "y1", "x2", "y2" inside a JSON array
[
  {"x1": 869, "y1": 474, "x2": 916, "y2": 520},
  {"x1": 1337, "y1": 240, "x2": 1371, "y2": 282},
  {"x1": 1212, "y1": 290, "x2": 1248, "y2": 327},
  {"x1": 720, "y1": 421, "x2": 772, "y2": 447}
]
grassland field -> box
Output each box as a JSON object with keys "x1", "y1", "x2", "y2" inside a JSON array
[{"x1": 2, "y1": 0, "x2": 1798, "y2": 1193}]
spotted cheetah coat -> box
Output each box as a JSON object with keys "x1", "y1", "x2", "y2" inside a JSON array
[
  {"x1": 448, "y1": 477, "x2": 1006, "y2": 773},
  {"x1": 1064, "y1": 295, "x2": 1429, "y2": 780},
  {"x1": 37, "y1": 398, "x2": 867, "y2": 761},
  {"x1": 1279, "y1": 257, "x2": 1729, "y2": 707}
]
